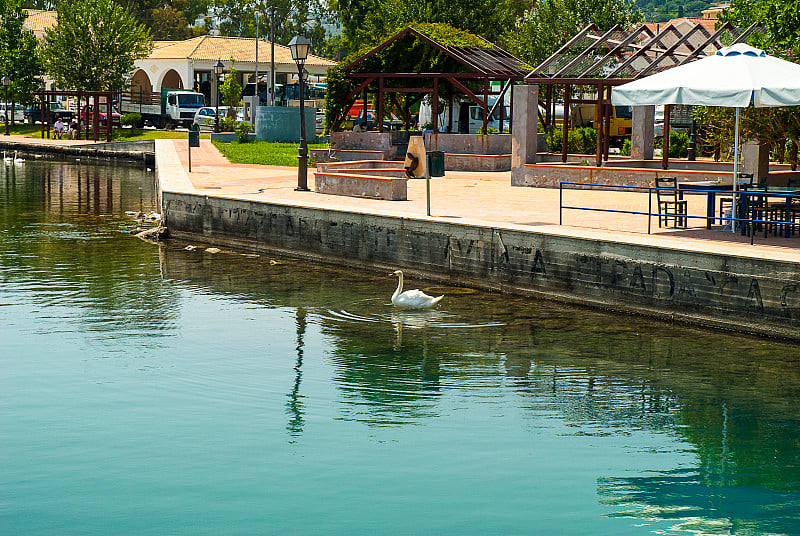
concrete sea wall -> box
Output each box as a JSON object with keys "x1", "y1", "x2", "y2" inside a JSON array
[
  {"x1": 0, "y1": 139, "x2": 155, "y2": 165},
  {"x1": 162, "y1": 192, "x2": 800, "y2": 340}
]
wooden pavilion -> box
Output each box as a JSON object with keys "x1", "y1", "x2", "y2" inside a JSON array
[
  {"x1": 336, "y1": 26, "x2": 529, "y2": 133},
  {"x1": 526, "y1": 21, "x2": 759, "y2": 167}
]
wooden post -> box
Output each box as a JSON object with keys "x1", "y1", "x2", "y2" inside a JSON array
[
  {"x1": 662, "y1": 104, "x2": 671, "y2": 170},
  {"x1": 106, "y1": 92, "x2": 112, "y2": 141},
  {"x1": 40, "y1": 93, "x2": 46, "y2": 139},
  {"x1": 93, "y1": 94, "x2": 99, "y2": 142},
  {"x1": 448, "y1": 93, "x2": 454, "y2": 133},
  {"x1": 603, "y1": 86, "x2": 612, "y2": 161},
  {"x1": 482, "y1": 79, "x2": 488, "y2": 133},
  {"x1": 595, "y1": 84, "x2": 603, "y2": 167},
  {"x1": 377, "y1": 76, "x2": 384, "y2": 133},
  {"x1": 562, "y1": 84, "x2": 571, "y2": 163},
  {"x1": 432, "y1": 77, "x2": 439, "y2": 132},
  {"x1": 545, "y1": 85, "x2": 552, "y2": 129}
]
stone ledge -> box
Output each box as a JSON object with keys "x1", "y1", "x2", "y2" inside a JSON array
[
  {"x1": 445, "y1": 153, "x2": 511, "y2": 172},
  {"x1": 314, "y1": 171, "x2": 408, "y2": 200}
]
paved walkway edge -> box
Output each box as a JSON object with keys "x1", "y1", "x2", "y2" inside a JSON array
[{"x1": 154, "y1": 142, "x2": 800, "y2": 341}]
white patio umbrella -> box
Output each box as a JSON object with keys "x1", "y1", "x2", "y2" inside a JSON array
[{"x1": 613, "y1": 43, "x2": 800, "y2": 230}]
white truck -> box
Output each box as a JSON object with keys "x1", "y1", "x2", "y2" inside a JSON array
[{"x1": 119, "y1": 89, "x2": 206, "y2": 129}]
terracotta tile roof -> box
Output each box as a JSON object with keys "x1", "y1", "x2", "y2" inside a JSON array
[
  {"x1": 23, "y1": 9, "x2": 57, "y2": 37},
  {"x1": 643, "y1": 17, "x2": 718, "y2": 35},
  {"x1": 148, "y1": 35, "x2": 336, "y2": 67}
]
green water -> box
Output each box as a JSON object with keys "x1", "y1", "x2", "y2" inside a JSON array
[{"x1": 2, "y1": 160, "x2": 800, "y2": 535}]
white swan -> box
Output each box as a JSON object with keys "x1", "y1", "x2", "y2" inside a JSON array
[
  {"x1": 3, "y1": 151, "x2": 11, "y2": 163},
  {"x1": 13, "y1": 151, "x2": 23, "y2": 164},
  {"x1": 389, "y1": 270, "x2": 443, "y2": 309}
]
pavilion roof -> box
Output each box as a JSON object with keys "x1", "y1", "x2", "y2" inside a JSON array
[
  {"x1": 526, "y1": 22, "x2": 761, "y2": 86},
  {"x1": 343, "y1": 26, "x2": 529, "y2": 80}
]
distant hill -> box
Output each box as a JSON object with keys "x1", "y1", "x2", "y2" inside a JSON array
[{"x1": 636, "y1": 0, "x2": 723, "y2": 22}]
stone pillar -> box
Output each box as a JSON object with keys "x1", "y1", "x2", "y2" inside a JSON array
[
  {"x1": 631, "y1": 105, "x2": 654, "y2": 160},
  {"x1": 742, "y1": 140, "x2": 770, "y2": 184},
  {"x1": 511, "y1": 84, "x2": 538, "y2": 186}
]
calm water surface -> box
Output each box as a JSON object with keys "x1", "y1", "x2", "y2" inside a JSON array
[{"x1": 2, "y1": 160, "x2": 800, "y2": 535}]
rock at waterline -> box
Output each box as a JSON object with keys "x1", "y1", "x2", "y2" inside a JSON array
[
  {"x1": 135, "y1": 226, "x2": 168, "y2": 241},
  {"x1": 205, "y1": 247, "x2": 221, "y2": 254},
  {"x1": 185, "y1": 245, "x2": 197, "y2": 251}
]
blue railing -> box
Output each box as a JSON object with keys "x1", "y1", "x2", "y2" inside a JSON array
[{"x1": 558, "y1": 181, "x2": 800, "y2": 245}]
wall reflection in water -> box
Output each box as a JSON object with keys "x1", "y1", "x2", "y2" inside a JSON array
[
  {"x1": 158, "y1": 242, "x2": 800, "y2": 534},
  {"x1": 0, "y1": 159, "x2": 176, "y2": 343}
]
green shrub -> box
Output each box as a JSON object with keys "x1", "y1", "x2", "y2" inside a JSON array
[
  {"x1": 219, "y1": 116, "x2": 237, "y2": 132},
  {"x1": 546, "y1": 126, "x2": 597, "y2": 155},
  {"x1": 667, "y1": 130, "x2": 689, "y2": 158},
  {"x1": 121, "y1": 112, "x2": 141, "y2": 127},
  {"x1": 236, "y1": 121, "x2": 253, "y2": 143},
  {"x1": 620, "y1": 139, "x2": 631, "y2": 156}
]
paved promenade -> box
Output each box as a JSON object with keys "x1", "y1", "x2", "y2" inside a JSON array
[{"x1": 157, "y1": 138, "x2": 800, "y2": 264}]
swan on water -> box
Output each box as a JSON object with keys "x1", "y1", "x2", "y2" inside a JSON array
[
  {"x1": 389, "y1": 270, "x2": 443, "y2": 309},
  {"x1": 13, "y1": 151, "x2": 23, "y2": 164},
  {"x1": 3, "y1": 151, "x2": 11, "y2": 163}
]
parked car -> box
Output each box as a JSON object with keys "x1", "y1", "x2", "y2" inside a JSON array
[
  {"x1": 193, "y1": 106, "x2": 228, "y2": 129},
  {"x1": 0, "y1": 103, "x2": 26, "y2": 123},
  {"x1": 316, "y1": 110, "x2": 325, "y2": 134},
  {"x1": 80, "y1": 103, "x2": 121, "y2": 126},
  {"x1": 24, "y1": 102, "x2": 74, "y2": 124}
]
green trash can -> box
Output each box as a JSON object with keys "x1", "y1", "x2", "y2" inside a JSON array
[
  {"x1": 188, "y1": 127, "x2": 200, "y2": 147},
  {"x1": 427, "y1": 151, "x2": 445, "y2": 177}
]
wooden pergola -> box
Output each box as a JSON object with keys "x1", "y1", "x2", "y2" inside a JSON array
[
  {"x1": 338, "y1": 27, "x2": 529, "y2": 133},
  {"x1": 526, "y1": 21, "x2": 759, "y2": 167},
  {"x1": 34, "y1": 90, "x2": 115, "y2": 142}
]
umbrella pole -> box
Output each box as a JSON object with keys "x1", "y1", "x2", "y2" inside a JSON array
[{"x1": 732, "y1": 107, "x2": 740, "y2": 232}]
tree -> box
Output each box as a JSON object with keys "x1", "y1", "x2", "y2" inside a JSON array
[
  {"x1": 40, "y1": 0, "x2": 153, "y2": 91},
  {"x1": 219, "y1": 59, "x2": 242, "y2": 116},
  {"x1": 720, "y1": 0, "x2": 800, "y2": 60},
  {"x1": 212, "y1": 0, "x2": 330, "y2": 52},
  {"x1": 0, "y1": 0, "x2": 41, "y2": 114},
  {"x1": 329, "y1": 0, "x2": 521, "y2": 53},
  {"x1": 501, "y1": 0, "x2": 643, "y2": 68}
]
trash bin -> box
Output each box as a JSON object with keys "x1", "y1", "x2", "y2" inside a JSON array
[
  {"x1": 427, "y1": 151, "x2": 445, "y2": 177},
  {"x1": 188, "y1": 129, "x2": 200, "y2": 148}
]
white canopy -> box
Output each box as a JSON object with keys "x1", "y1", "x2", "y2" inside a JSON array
[
  {"x1": 613, "y1": 43, "x2": 800, "y2": 232},
  {"x1": 612, "y1": 43, "x2": 800, "y2": 108}
]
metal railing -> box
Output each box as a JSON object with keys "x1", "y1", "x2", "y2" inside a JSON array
[{"x1": 558, "y1": 181, "x2": 800, "y2": 245}]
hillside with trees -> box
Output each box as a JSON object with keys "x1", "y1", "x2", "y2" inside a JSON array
[{"x1": 635, "y1": 0, "x2": 721, "y2": 21}]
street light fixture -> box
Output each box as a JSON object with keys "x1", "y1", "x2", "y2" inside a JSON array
[
  {"x1": 2, "y1": 76, "x2": 9, "y2": 136},
  {"x1": 288, "y1": 35, "x2": 310, "y2": 191},
  {"x1": 214, "y1": 59, "x2": 224, "y2": 133}
]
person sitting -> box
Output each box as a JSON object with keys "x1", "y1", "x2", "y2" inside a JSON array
[
  {"x1": 53, "y1": 118, "x2": 66, "y2": 139},
  {"x1": 352, "y1": 120, "x2": 367, "y2": 132},
  {"x1": 69, "y1": 121, "x2": 78, "y2": 140}
]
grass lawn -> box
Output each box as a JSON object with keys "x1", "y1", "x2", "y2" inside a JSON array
[{"x1": 213, "y1": 141, "x2": 328, "y2": 166}]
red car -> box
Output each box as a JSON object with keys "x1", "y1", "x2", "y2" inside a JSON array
[{"x1": 80, "y1": 103, "x2": 121, "y2": 126}]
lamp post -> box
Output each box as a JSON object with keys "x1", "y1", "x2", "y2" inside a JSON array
[
  {"x1": 254, "y1": 11, "x2": 260, "y2": 99},
  {"x1": 289, "y1": 35, "x2": 310, "y2": 191},
  {"x1": 213, "y1": 59, "x2": 224, "y2": 133},
  {"x1": 2, "y1": 76, "x2": 9, "y2": 136}
]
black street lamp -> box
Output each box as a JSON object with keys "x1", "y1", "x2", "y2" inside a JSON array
[
  {"x1": 214, "y1": 59, "x2": 224, "y2": 133},
  {"x1": 288, "y1": 35, "x2": 310, "y2": 191},
  {"x1": 2, "y1": 76, "x2": 9, "y2": 136}
]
